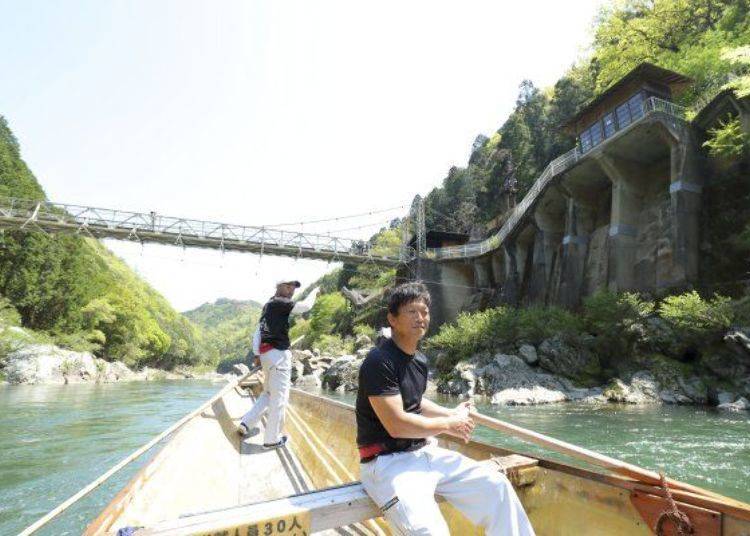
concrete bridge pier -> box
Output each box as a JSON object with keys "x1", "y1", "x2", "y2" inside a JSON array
[
  {"x1": 597, "y1": 154, "x2": 647, "y2": 292},
  {"x1": 472, "y1": 255, "x2": 496, "y2": 309},
  {"x1": 555, "y1": 196, "x2": 595, "y2": 307},
  {"x1": 490, "y1": 249, "x2": 506, "y2": 290},
  {"x1": 529, "y1": 187, "x2": 566, "y2": 304},
  {"x1": 663, "y1": 128, "x2": 703, "y2": 286},
  {"x1": 473, "y1": 256, "x2": 494, "y2": 290},
  {"x1": 499, "y1": 240, "x2": 520, "y2": 305}
]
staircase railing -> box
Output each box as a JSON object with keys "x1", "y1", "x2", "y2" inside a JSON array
[{"x1": 424, "y1": 96, "x2": 686, "y2": 261}]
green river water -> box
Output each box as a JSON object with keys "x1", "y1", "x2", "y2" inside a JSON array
[{"x1": 0, "y1": 380, "x2": 748, "y2": 535}]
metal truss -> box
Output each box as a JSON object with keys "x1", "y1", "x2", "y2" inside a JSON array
[{"x1": 0, "y1": 198, "x2": 412, "y2": 266}]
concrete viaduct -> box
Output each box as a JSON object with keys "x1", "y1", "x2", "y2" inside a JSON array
[{"x1": 409, "y1": 63, "x2": 750, "y2": 327}]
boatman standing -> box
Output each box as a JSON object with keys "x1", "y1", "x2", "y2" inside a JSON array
[
  {"x1": 238, "y1": 278, "x2": 319, "y2": 449},
  {"x1": 356, "y1": 282, "x2": 535, "y2": 535}
]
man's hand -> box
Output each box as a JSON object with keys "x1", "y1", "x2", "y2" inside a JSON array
[
  {"x1": 447, "y1": 400, "x2": 475, "y2": 443},
  {"x1": 444, "y1": 410, "x2": 475, "y2": 443},
  {"x1": 291, "y1": 286, "x2": 321, "y2": 315},
  {"x1": 454, "y1": 400, "x2": 473, "y2": 415}
]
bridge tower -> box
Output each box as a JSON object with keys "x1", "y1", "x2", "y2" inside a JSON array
[{"x1": 408, "y1": 195, "x2": 426, "y2": 278}]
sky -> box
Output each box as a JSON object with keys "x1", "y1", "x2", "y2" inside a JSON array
[{"x1": 0, "y1": 0, "x2": 603, "y2": 311}]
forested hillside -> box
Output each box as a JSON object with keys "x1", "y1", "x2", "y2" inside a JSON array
[
  {"x1": 183, "y1": 298, "x2": 262, "y2": 371},
  {"x1": 424, "y1": 0, "x2": 750, "y2": 234},
  {"x1": 0, "y1": 116, "x2": 215, "y2": 369}
]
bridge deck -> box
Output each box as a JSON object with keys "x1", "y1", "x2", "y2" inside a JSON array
[{"x1": 0, "y1": 199, "x2": 406, "y2": 266}]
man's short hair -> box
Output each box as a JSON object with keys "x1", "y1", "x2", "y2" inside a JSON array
[{"x1": 388, "y1": 282, "x2": 431, "y2": 316}]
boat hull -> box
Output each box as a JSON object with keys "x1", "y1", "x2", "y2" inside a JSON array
[{"x1": 87, "y1": 381, "x2": 750, "y2": 535}]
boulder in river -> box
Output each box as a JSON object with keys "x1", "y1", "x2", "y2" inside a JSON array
[
  {"x1": 321, "y1": 355, "x2": 361, "y2": 392},
  {"x1": 602, "y1": 371, "x2": 660, "y2": 404},
  {"x1": 717, "y1": 396, "x2": 749, "y2": 412},
  {"x1": 518, "y1": 344, "x2": 538, "y2": 366}
]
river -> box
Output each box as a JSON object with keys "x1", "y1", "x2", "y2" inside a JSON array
[{"x1": 0, "y1": 380, "x2": 748, "y2": 535}]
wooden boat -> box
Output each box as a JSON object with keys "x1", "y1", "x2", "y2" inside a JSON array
[{"x1": 84, "y1": 375, "x2": 750, "y2": 535}]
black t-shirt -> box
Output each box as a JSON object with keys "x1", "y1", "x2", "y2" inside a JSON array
[
  {"x1": 355, "y1": 338, "x2": 428, "y2": 451},
  {"x1": 259, "y1": 296, "x2": 295, "y2": 350}
]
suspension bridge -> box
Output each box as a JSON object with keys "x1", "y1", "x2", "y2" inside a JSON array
[{"x1": 0, "y1": 197, "x2": 422, "y2": 266}]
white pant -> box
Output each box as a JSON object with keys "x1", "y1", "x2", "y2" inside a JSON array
[
  {"x1": 240, "y1": 348, "x2": 291, "y2": 444},
  {"x1": 359, "y1": 440, "x2": 535, "y2": 536}
]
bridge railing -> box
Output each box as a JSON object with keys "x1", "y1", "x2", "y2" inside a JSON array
[
  {"x1": 0, "y1": 197, "x2": 410, "y2": 264},
  {"x1": 423, "y1": 96, "x2": 686, "y2": 261}
]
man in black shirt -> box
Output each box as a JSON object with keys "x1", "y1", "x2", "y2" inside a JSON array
[
  {"x1": 356, "y1": 282, "x2": 535, "y2": 535},
  {"x1": 238, "y1": 278, "x2": 318, "y2": 448}
]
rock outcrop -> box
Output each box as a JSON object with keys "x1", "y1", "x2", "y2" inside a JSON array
[
  {"x1": 434, "y1": 350, "x2": 734, "y2": 408},
  {"x1": 537, "y1": 336, "x2": 600, "y2": 381},
  {"x1": 437, "y1": 353, "x2": 604, "y2": 405},
  {"x1": 5, "y1": 344, "x2": 137, "y2": 384}
]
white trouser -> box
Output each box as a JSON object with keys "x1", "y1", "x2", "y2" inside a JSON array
[
  {"x1": 359, "y1": 440, "x2": 535, "y2": 536},
  {"x1": 240, "y1": 348, "x2": 291, "y2": 444}
]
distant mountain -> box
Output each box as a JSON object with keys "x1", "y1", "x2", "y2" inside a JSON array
[
  {"x1": 184, "y1": 298, "x2": 263, "y2": 329},
  {"x1": 184, "y1": 298, "x2": 263, "y2": 370}
]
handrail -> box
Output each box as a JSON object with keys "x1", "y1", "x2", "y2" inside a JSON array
[{"x1": 426, "y1": 96, "x2": 686, "y2": 261}]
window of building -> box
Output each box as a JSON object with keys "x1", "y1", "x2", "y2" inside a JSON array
[
  {"x1": 590, "y1": 121, "x2": 603, "y2": 147},
  {"x1": 616, "y1": 102, "x2": 631, "y2": 129},
  {"x1": 628, "y1": 91, "x2": 644, "y2": 121},
  {"x1": 603, "y1": 112, "x2": 616, "y2": 138},
  {"x1": 580, "y1": 129, "x2": 592, "y2": 153}
]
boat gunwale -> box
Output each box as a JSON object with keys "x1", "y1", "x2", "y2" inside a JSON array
[{"x1": 290, "y1": 387, "x2": 750, "y2": 520}]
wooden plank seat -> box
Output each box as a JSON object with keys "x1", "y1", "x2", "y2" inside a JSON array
[{"x1": 135, "y1": 455, "x2": 539, "y2": 535}]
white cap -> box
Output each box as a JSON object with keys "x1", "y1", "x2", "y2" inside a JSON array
[{"x1": 276, "y1": 278, "x2": 301, "y2": 288}]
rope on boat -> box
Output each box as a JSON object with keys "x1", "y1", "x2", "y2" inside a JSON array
[
  {"x1": 17, "y1": 367, "x2": 261, "y2": 536},
  {"x1": 655, "y1": 472, "x2": 695, "y2": 535}
]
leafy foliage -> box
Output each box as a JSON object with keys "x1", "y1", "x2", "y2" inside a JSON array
[
  {"x1": 347, "y1": 226, "x2": 401, "y2": 290},
  {"x1": 307, "y1": 292, "x2": 351, "y2": 343},
  {"x1": 427, "y1": 305, "x2": 581, "y2": 373},
  {"x1": 430, "y1": 290, "x2": 740, "y2": 374},
  {"x1": 353, "y1": 323, "x2": 377, "y2": 341},
  {"x1": 0, "y1": 294, "x2": 21, "y2": 327},
  {"x1": 658, "y1": 291, "x2": 733, "y2": 347},
  {"x1": 703, "y1": 116, "x2": 749, "y2": 158},
  {"x1": 582, "y1": 292, "x2": 655, "y2": 360},
  {"x1": 316, "y1": 334, "x2": 355, "y2": 355}
]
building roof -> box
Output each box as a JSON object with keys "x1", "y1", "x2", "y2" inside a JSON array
[{"x1": 563, "y1": 62, "x2": 692, "y2": 130}]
